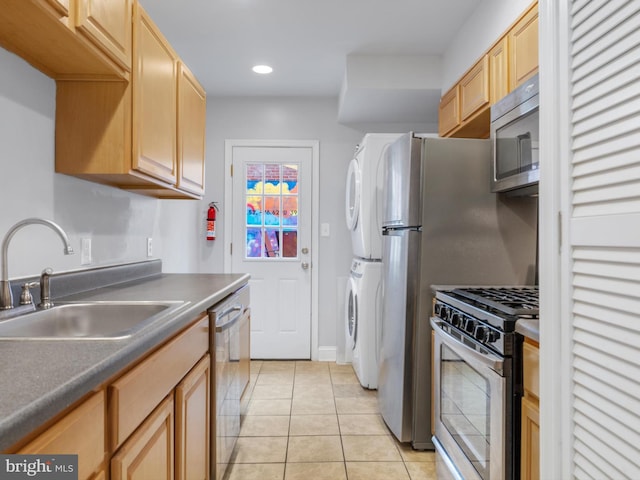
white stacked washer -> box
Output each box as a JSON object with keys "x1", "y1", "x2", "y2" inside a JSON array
[
  {"x1": 344, "y1": 258, "x2": 383, "y2": 388},
  {"x1": 344, "y1": 133, "x2": 401, "y2": 389}
]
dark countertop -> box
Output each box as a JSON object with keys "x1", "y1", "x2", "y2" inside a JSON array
[
  {"x1": 516, "y1": 319, "x2": 539, "y2": 343},
  {"x1": 0, "y1": 262, "x2": 249, "y2": 451}
]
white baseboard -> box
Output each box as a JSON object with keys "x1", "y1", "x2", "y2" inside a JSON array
[{"x1": 317, "y1": 346, "x2": 336, "y2": 362}]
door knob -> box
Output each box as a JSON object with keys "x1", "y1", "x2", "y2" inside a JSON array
[
  {"x1": 301, "y1": 247, "x2": 309, "y2": 254},
  {"x1": 301, "y1": 262, "x2": 309, "y2": 270}
]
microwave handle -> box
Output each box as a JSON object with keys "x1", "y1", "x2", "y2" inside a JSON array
[
  {"x1": 430, "y1": 318, "x2": 504, "y2": 375},
  {"x1": 517, "y1": 132, "x2": 532, "y2": 168}
]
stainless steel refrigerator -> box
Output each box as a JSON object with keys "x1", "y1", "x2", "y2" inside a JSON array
[{"x1": 378, "y1": 133, "x2": 538, "y2": 450}]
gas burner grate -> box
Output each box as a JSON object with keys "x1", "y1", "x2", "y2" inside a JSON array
[{"x1": 452, "y1": 286, "x2": 539, "y2": 317}]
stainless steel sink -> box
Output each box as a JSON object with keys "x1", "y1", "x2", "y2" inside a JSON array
[{"x1": 0, "y1": 301, "x2": 185, "y2": 340}]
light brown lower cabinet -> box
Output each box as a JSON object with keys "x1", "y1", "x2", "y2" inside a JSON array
[
  {"x1": 16, "y1": 390, "x2": 106, "y2": 479},
  {"x1": 8, "y1": 315, "x2": 211, "y2": 480},
  {"x1": 175, "y1": 355, "x2": 211, "y2": 480},
  {"x1": 521, "y1": 394, "x2": 540, "y2": 480},
  {"x1": 111, "y1": 395, "x2": 175, "y2": 480},
  {"x1": 521, "y1": 339, "x2": 540, "y2": 480}
]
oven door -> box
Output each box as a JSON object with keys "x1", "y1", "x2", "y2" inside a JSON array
[{"x1": 431, "y1": 317, "x2": 509, "y2": 480}]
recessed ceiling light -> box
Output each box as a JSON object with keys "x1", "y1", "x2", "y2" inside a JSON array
[{"x1": 252, "y1": 65, "x2": 273, "y2": 74}]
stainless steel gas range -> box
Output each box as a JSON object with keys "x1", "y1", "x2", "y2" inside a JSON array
[{"x1": 430, "y1": 286, "x2": 539, "y2": 480}]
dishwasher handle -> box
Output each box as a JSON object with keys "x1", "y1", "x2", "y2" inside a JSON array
[{"x1": 212, "y1": 305, "x2": 243, "y2": 332}]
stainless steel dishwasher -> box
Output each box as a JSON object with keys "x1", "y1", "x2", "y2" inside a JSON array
[{"x1": 208, "y1": 285, "x2": 250, "y2": 480}]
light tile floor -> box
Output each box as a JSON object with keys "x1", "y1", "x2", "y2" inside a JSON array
[{"x1": 224, "y1": 360, "x2": 437, "y2": 480}]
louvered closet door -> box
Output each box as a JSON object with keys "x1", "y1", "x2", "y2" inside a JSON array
[{"x1": 568, "y1": 1, "x2": 640, "y2": 478}]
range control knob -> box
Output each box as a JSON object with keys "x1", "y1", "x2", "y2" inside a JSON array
[
  {"x1": 438, "y1": 305, "x2": 450, "y2": 320},
  {"x1": 450, "y1": 312, "x2": 462, "y2": 327},
  {"x1": 474, "y1": 326, "x2": 488, "y2": 342},
  {"x1": 486, "y1": 330, "x2": 500, "y2": 343},
  {"x1": 464, "y1": 319, "x2": 476, "y2": 334}
]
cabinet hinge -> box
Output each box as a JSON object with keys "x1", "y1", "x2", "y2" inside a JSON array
[
  {"x1": 230, "y1": 164, "x2": 233, "y2": 177},
  {"x1": 230, "y1": 243, "x2": 233, "y2": 255}
]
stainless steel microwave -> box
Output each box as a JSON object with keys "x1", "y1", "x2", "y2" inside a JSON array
[{"x1": 490, "y1": 73, "x2": 539, "y2": 195}]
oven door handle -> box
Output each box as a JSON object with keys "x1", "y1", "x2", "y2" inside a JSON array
[{"x1": 430, "y1": 318, "x2": 504, "y2": 375}]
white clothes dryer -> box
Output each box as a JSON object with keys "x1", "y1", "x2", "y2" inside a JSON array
[
  {"x1": 344, "y1": 258, "x2": 383, "y2": 389},
  {"x1": 345, "y1": 133, "x2": 402, "y2": 260}
]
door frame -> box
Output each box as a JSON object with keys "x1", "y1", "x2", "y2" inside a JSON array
[{"x1": 223, "y1": 139, "x2": 320, "y2": 360}]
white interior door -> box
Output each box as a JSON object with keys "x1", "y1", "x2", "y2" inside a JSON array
[
  {"x1": 541, "y1": 2, "x2": 640, "y2": 478},
  {"x1": 231, "y1": 144, "x2": 312, "y2": 359}
]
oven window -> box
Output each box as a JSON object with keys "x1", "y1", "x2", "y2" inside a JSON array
[{"x1": 440, "y1": 344, "x2": 491, "y2": 480}]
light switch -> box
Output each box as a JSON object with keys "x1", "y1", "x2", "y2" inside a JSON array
[
  {"x1": 147, "y1": 237, "x2": 153, "y2": 257},
  {"x1": 321, "y1": 223, "x2": 330, "y2": 237}
]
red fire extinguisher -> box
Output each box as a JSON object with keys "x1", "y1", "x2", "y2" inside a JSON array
[{"x1": 207, "y1": 202, "x2": 218, "y2": 241}]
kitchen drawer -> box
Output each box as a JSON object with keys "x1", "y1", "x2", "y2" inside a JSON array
[
  {"x1": 109, "y1": 315, "x2": 208, "y2": 450},
  {"x1": 18, "y1": 390, "x2": 105, "y2": 480},
  {"x1": 523, "y1": 340, "x2": 539, "y2": 399}
]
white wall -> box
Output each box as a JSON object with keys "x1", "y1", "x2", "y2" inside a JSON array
[
  {"x1": 0, "y1": 48, "x2": 203, "y2": 278},
  {"x1": 0, "y1": 47, "x2": 370, "y2": 350},
  {"x1": 205, "y1": 96, "x2": 364, "y2": 347},
  {"x1": 441, "y1": 0, "x2": 533, "y2": 91}
]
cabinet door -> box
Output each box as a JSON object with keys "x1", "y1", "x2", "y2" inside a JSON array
[
  {"x1": 509, "y1": 4, "x2": 539, "y2": 90},
  {"x1": 175, "y1": 355, "x2": 211, "y2": 480},
  {"x1": 18, "y1": 391, "x2": 105, "y2": 480},
  {"x1": 489, "y1": 36, "x2": 509, "y2": 104},
  {"x1": 438, "y1": 86, "x2": 459, "y2": 137},
  {"x1": 177, "y1": 62, "x2": 206, "y2": 196},
  {"x1": 111, "y1": 395, "x2": 175, "y2": 480},
  {"x1": 459, "y1": 55, "x2": 490, "y2": 121},
  {"x1": 41, "y1": 0, "x2": 70, "y2": 18},
  {"x1": 132, "y1": 4, "x2": 178, "y2": 185},
  {"x1": 76, "y1": 0, "x2": 132, "y2": 71},
  {"x1": 521, "y1": 395, "x2": 540, "y2": 480}
]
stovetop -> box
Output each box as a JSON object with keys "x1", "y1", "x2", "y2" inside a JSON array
[
  {"x1": 433, "y1": 286, "x2": 539, "y2": 355},
  {"x1": 451, "y1": 286, "x2": 539, "y2": 317}
]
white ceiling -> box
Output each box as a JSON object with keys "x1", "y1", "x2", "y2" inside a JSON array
[{"x1": 139, "y1": 0, "x2": 481, "y2": 125}]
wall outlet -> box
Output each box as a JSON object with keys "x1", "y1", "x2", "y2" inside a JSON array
[
  {"x1": 147, "y1": 237, "x2": 153, "y2": 257},
  {"x1": 81, "y1": 238, "x2": 92, "y2": 265}
]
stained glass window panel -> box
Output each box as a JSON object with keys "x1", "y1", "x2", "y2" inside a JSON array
[
  {"x1": 283, "y1": 164, "x2": 298, "y2": 194},
  {"x1": 246, "y1": 228, "x2": 262, "y2": 258},
  {"x1": 282, "y1": 197, "x2": 298, "y2": 226},
  {"x1": 264, "y1": 196, "x2": 281, "y2": 226},
  {"x1": 246, "y1": 196, "x2": 263, "y2": 226},
  {"x1": 246, "y1": 164, "x2": 264, "y2": 193},
  {"x1": 282, "y1": 230, "x2": 297, "y2": 258},
  {"x1": 264, "y1": 229, "x2": 281, "y2": 257},
  {"x1": 264, "y1": 164, "x2": 281, "y2": 194}
]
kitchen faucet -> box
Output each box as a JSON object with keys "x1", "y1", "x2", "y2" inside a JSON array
[{"x1": 0, "y1": 218, "x2": 74, "y2": 310}]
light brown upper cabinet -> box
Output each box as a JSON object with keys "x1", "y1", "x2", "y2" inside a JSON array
[
  {"x1": 438, "y1": 1, "x2": 538, "y2": 138},
  {"x1": 460, "y1": 55, "x2": 490, "y2": 122},
  {"x1": 438, "y1": 86, "x2": 460, "y2": 137},
  {"x1": 177, "y1": 63, "x2": 207, "y2": 196},
  {"x1": 43, "y1": 0, "x2": 71, "y2": 21},
  {"x1": 0, "y1": 0, "x2": 130, "y2": 79},
  {"x1": 509, "y1": 3, "x2": 539, "y2": 90},
  {"x1": 75, "y1": 0, "x2": 133, "y2": 73},
  {"x1": 438, "y1": 55, "x2": 491, "y2": 139},
  {"x1": 56, "y1": 3, "x2": 207, "y2": 199},
  {"x1": 132, "y1": 6, "x2": 179, "y2": 187},
  {"x1": 489, "y1": 37, "x2": 509, "y2": 104}
]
